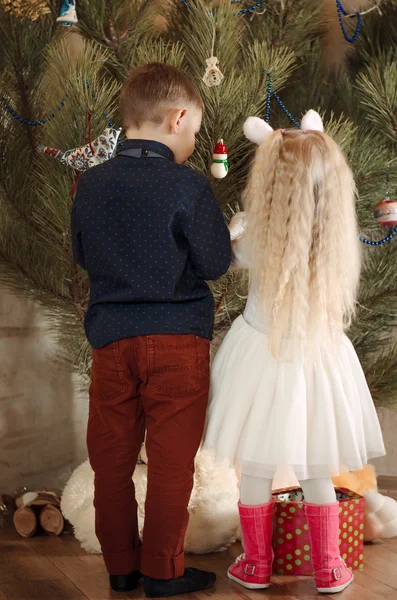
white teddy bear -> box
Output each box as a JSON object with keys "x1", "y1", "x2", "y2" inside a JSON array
[
  {"x1": 61, "y1": 445, "x2": 240, "y2": 555},
  {"x1": 364, "y1": 492, "x2": 397, "y2": 541}
]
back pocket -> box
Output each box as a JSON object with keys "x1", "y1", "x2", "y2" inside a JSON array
[
  {"x1": 148, "y1": 336, "x2": 204, "y2": 398},
  {"x1": 91, "y1": 342, "x2": 127, "y2": 401}
]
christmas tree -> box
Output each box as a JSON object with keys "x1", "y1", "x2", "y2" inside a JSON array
[{"x1": 1, "y1": 0, "x2": 396, "y2": 407}]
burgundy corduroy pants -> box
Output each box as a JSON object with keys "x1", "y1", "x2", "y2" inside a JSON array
[{"x1": 87, "y1": 334, "x2": 210, "y2": 579}]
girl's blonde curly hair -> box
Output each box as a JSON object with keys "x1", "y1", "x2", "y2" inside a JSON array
[{"x1": 242, "y1": 128, "x2": 361, "y2": 356}]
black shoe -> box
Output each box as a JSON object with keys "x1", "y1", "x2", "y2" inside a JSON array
[
  {"x1": 109, "y1": 570, "x2": 142, "y2": 592},
  {"x1": 144, "y1": 568, "x2": 216, "y2": 598}
]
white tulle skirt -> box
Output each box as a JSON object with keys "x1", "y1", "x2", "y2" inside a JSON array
[{"x1": 204, "y1": 316, "x2": 385, "y2": 482}]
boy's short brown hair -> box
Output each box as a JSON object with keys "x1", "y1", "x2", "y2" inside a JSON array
[{"x1": 120, "y1": 63, "x2": 204, "y2": 129}]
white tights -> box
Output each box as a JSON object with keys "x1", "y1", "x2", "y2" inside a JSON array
[{"x1": 240, "y1": 473, "x2": 336, "y2": 506}]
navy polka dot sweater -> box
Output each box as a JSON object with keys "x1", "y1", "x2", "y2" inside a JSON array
[{"x1": 71, "y1": 139, "x2": 232, "y2": 349}]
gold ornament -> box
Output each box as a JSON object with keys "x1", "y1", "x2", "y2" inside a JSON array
[{"x1": 0, "y1": 0, "x2": 50, "y2": 21}]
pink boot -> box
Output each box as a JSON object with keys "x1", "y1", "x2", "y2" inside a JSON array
[
  {"x1": 305, "y1": 502, "x2": 354, "y2": 594},
  {"x1": 228, "y1": 501, "x2": 274, "y2": 590}
]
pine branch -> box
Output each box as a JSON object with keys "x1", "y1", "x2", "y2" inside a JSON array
[
  {"x1": 103, "y1": 0, "x2": 128, "y2": 70},
  {"x1": 1, "y1": 0, "x2": 397, "y2": 410},
  {"x1": 13, "y1": 36, "x2": 36, "y2": 150},
  {"x1": 355, "y1": 52, "x2": 397, "y2": 144}
]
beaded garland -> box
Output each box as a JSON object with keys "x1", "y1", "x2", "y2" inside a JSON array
[
  {"x1": 359, "y1": 229, "x2": 397, "y2": 246},
  {"x1": 4, "y1": 98, "x2": 65, "y2": 126},
  {"x1": 3, "y1": 79, "x2": 113, "y2": 129},
  {"x1": 264, "y1": 69, "x2": 300, "y2": 128},
  {"x1": 335, "y1": 0, "x2": 363, "y2": 43}
]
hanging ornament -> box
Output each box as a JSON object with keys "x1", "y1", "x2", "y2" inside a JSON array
[
  {"x1": 210, "y1": 139, "x2": 228, "y2": 179},
  {"x1": 374, "y1": 199, "x2": 397, "y2": 227},
  {"x1": 38, "y1": 116, "x2": 121, "y2": 197},
  {"x1": 56, "y1": 0, "x2": 78, "y2": 27},
  {"x1": 37, "y1": 126, "x2": 121, "y2": 173},
  {"x1": 359, "y1": 173, "x2": 397, "y2": 246},
  {"x1": 202, "y1": 23, "x2": 224, "y2": 88},
  {"x1": 374, "y1": 173, "x2": 397, "y2": 226},
  {"x1": 202, "y1": 57, "x2": 224, "y2": 88}
]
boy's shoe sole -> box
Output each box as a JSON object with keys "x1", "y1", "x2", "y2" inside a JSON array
[
  {"x1": 144, "y1": 568, "x2": 216, "y2": 598},
  {"x1": 109, "y1": 570, "x2": 142, "y2": 592}
]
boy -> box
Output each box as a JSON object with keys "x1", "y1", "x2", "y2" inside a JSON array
[{"x1": 71, "y1": 63, "x2": 231, "y2": 597}]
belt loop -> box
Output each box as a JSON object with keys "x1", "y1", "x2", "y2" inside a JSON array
[
  {"x1": 112, "y1": 341, "x2": 124, "y2": 379},
  {"x1": 129, "y1": 336, "x2": 137, "y2": 371}
]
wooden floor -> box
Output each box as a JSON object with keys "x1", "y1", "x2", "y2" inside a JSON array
[{"x1": 2, "y1": 523, "x2": 397, "y2": 600}]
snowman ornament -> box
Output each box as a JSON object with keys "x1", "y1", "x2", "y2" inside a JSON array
[{"x1": 210, "y1": 139, "x2": 229, "y2": 179}]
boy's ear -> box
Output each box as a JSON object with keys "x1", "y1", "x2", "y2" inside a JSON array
[{"x1": 170, "y1": 108, "x2": 188, "y2": 134}]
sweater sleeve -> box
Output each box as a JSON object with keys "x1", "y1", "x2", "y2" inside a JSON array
[{"x1": 181, "y1": 181, "x2": 231, "y2": 280}]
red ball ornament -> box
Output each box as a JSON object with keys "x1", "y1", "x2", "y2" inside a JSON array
[{"x1": 373, "y1": 198, "x2": 397, "y2": 227}]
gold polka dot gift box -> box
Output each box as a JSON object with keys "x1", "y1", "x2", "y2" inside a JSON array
[{"x1": 272, "y1": 488, "x2": 365, "y2": 575}]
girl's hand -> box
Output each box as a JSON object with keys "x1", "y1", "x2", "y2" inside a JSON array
[
  {"x1": 228, "y1": 213, "x2": 249, "y2": 271},
  {"x1": 229, "y1": 212, "x2": 246, "y2": 241}
]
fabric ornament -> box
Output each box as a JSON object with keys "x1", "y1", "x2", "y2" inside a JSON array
[
  {"x1": 37, "y1": 127, "x2": 121, "y2": 173},
  {"x1": 202, "y1": 56, "x2": 224, "y2": 87},
  {"x1": 56, "y1": 0, "x2": 77, "y2": 26}
]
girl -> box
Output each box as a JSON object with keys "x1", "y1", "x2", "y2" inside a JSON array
[{"x1": 204, "y1": 111, "x2": 385, "y2": 594}]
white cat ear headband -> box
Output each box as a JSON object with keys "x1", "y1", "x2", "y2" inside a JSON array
[{"x1": 243, "y1": 109, "x2": 324, "y2": 145}]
